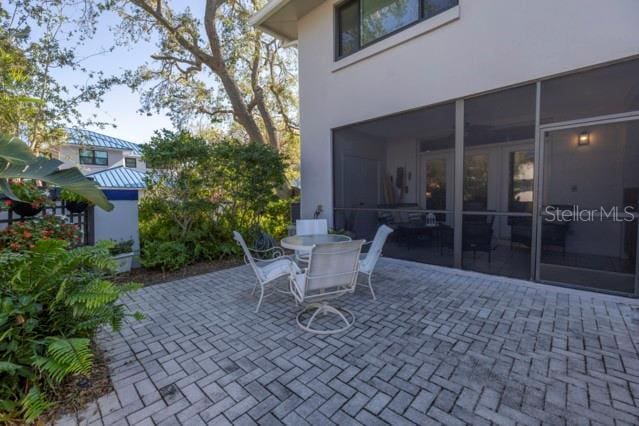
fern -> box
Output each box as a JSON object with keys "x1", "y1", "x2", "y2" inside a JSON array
[
  {"x1": 0, "y1": 361, "x2": 30, "y2": 377},
  {"x1": 66, "y1": 279, "x2": 120, "y2": 310},
  {"x1": 20, "y1": 387, "x2": 50, "y2": 423},
  {"x1": 33, "y1": 338, "x2": 92, "y2": 383},
  {"x1": 0, "y1": 239, "x2": 142, "y2": 421}
]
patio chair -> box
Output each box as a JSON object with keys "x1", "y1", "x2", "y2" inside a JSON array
[
  {"x1": 290, "y1": 240, "x2": 364, "y2": 334},
  {"x1": 296, "y1": 219, "x2": 328, "y2": 235},
  {"x1": 295, "y1": 219, "x2": 328, "y2": 263},
  {"x1": 358, "y1": 225, "x2": 394, "y2": 300},
  {"x1": 233, "y1": 231, "x2": 298, "y2": 313}
]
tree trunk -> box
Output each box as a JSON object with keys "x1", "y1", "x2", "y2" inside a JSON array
[{"x1": 204, "y1": 0, "x2": 271, "y2": 147}]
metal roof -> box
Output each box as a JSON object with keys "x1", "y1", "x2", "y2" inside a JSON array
[
  {"x1": 87, "y1": 166, "x2": 146, "y2": 189},
  {"x1": 66, "y1": 128, "x2": 143, "y2": 155}
]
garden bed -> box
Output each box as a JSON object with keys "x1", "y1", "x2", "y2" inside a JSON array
[
  {"x1": 39, "y1": 343, "x2": 112, "y2": 425},
  {"x1": 119, "y1": 258, "x2": 243, "y2": 287}
]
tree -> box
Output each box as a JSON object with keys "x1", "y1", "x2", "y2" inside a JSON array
[
  {"x1": 0, "y1": 1, "x2": 118, "y2": 153},
  {"x1": 112, "y1": 0, "x2": 299, "y2": 154},
  {"x1": 0, "y1": 32, "x2": 40, "y2": 138}
]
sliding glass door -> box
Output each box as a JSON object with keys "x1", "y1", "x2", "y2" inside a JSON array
[
  {"x1": 461, "y1": 84, "x2": 537, "y2": 279},
  {"x1": 536, "y1": 119, "x2": 639, "y2": 294}
]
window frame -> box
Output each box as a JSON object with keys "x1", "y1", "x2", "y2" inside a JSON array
[
  {"x1": 334, "y1": 0, "x2": 458, "y2": 61},
  {"x1": 125, "y1": 157, "x2": 137, "y2": 168},
  {"x1": 79, "y1": 149, "x2": 108, "y2": 166}
]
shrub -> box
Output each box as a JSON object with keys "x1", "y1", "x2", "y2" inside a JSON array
[
  {"x1": 59, "y1": 188, "x2": 91, "y2": 204},
  {"x1": 140, "y1": 240, "x2": 189, "y2": 272},
  {"x1": 139, "y1": 130, "x2": 289, "y2": 264},
  {"x1": 108, "y1": 239, "x2": 134, "y2": 256},
  {"x1": 0, "y1": 215, "x2": 81, "y2": 251},
  {"x1": 0, "y1": 240, "x2": 142, "y2": 422}
]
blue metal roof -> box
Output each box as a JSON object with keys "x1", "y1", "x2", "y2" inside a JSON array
[
  {"x1": 66, "y1": 128, "x2": 142, "y2": 155},
  {"x1": 87, "y1": 166, "x2": 146, "y2": 189}
]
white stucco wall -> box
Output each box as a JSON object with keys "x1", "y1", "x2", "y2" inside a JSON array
[
  {"x1": 296, "y1": 0, "x2": 639, "y2": 222},
  {"x1": 93, "y1": 198, "x2": 141, "y2": 255},
  {"x1": 57, "y1": 145, "x2": 146, "y2": 174}
]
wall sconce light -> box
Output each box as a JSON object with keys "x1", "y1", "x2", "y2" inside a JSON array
[{"x1": 578, "y1": 131, "x2": 590, "y2": 146}]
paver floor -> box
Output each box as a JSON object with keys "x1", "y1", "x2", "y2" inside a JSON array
[{"x1": 58, "y1": 259, "x2": 639, "y2": 425}]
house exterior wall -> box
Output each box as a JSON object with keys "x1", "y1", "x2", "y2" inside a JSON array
[
  {"x1": 94, "y1": 195, "x2": 141, "y2": 263},
  {"x1": 296, "y1": 0, "x2": 639, "y2": 221},
  {"x1": 57, "y1": 145, "x2": 146, "y2": 174}
]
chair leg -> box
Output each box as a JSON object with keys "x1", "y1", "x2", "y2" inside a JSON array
[
  {"x1": 367, "y1": 274, "x2": 376, "y2": 301},
  {"x1": 296, "y1": 302, "x2": 354, "y2": 335},
  {"x1": 255, "y1": 286, "x2": 265, "y2": 313}
]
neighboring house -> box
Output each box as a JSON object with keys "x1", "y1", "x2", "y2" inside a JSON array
[
  {"x1": 58, "y1": 128, "x2": 146, "y2": 175},
  {"x1": 252, "y1": 0, "x2": 639, "y2": 295},
  {"x1": 57, "y1": 128, "x2": 147, "y2": 258}
]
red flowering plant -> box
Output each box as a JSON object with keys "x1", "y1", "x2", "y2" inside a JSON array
[
  {"x1": 0, "y1": 215, "x2": 82, "y2": 252},
  {"x1": 2, "y1": 180, "x2": 50, "y2": 210}
]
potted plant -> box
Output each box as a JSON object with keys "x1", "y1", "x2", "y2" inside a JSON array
[
  {"x1": 109, "y1": 238, "x2": 135, "y2": 273},
  {"x1": 60, "y1": 188, "x2": 91, "y2": 213},
  {"x1": 8, "y1": 180, "x2": 49, "y2": 217}
]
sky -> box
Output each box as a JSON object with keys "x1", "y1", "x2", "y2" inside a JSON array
[{"x1": 51, "y1": 6, "x2": 205, "y2": 145}]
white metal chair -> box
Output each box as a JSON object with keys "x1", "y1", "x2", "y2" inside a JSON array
[
  {"x1": 289, "y1": 240, "x2": 364, "y2": 334},
  {"x1": 294, "y1": 219, "x2": 328, "y2": 263},
  {"x1": 296, "y1": 219, "x2": 328, "y2": 235},
  {"x1": 233, "y1": 231, "x2": 298, "y2": 313},
  {"x1": 358, "y1": 225, "x2": 394, "y2": 300}
]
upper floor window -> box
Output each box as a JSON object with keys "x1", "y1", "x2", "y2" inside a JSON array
[
  {"x1": 336, "y1": 0, "x2": 458, "y2": 59},
  {"x1": 125, "y1": 157, "x2": 137, "y2": 168},
  {"x1": 79, "y1": 149, "x2": 108, "y2": 166}
]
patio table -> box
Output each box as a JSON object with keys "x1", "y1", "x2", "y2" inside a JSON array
[{"x1": 281, "y1": 234, "x2": 351, "y2": 253}]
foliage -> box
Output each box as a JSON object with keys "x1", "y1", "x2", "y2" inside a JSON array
[
  {"x1": 0, "y1": 239, "x2": 142, "y2": 422},
  {"x1": 141, "y1": 130, "x2": 218, "y2": 241},
  {"x1": 0, "y1": 215, "x2": 82, "y2": 251},
  {"x1": 110, "y1": 0, "x2": 299, "y2": 155},
  {"x1": 209, "y1": 139, "x2": 286, "y2": 232},
  {"x1": 7, "y1": 180, "x2": 48, "y2": 208},
  {"x1": 59, "y1": 188, "x2": 91, "y2": 204},
  {"x1": 140, "y1": 240, "x2": 189, "y2": 272},
  {"x1": 139, "y1": 130, "x2": 287, "y2": 268},
  {"x1": 0, "y1": 29, "x2": 40, "y2": 139},
  {"x1": 108, "y1": 239, "x2": 134, "y2": 256},
  {"x1": 0, "y1": 1, "x2": 118, "y2": 153},
  {"x1": 0, "y1": 133, "x2": 113, "y2": 211},
  {"x1": 261, "y1": 198, "x2": 297, "y2": 240}
]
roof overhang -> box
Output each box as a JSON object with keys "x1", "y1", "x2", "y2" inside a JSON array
[{"x1": 249, "y1": 0, "x2": 324, "y2": 43}]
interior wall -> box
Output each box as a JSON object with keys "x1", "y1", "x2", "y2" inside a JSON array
[
  {"x1": 544, "y1": 124, "x2": 629, "y2": 257},
  {"x1": 384, "y1": 139, "x2": 418, "y2": 204}
]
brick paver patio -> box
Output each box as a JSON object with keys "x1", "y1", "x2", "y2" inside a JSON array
[{"x1": 59, "y1": 259, "x2": 639, "y2": 425}]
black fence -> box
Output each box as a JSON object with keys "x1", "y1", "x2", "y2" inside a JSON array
[{"x1": 0, "y1": 203, "x2": 95, "y2": 246}]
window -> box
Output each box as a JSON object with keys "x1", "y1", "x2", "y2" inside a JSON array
[
  {"x1": 338, "y1": 0, "x2": 360, "y2": 57},
  {"x1": 336, "y1": 0, "x2": 458, "y2": 59},
  {"x1": 79, "y1": 149, "x2": 108, "y2": 166},
  {"x1": 360, "y1": 0, "x2": 419, "y2": 46},
  {"x1": 125, "y1": 157, "x2": 137, "y2": 168}
]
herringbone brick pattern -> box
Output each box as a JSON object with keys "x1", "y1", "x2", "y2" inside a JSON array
[{"x1": 58, "y1": 259, "x2": 639, "y2": 425}]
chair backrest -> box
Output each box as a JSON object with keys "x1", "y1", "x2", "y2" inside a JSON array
[
  {"x1": 360, "y1": 225, "x2": 394, "y2": 273},
  {"x1": 296, "y1": 219, "x2": 328, "y2": 236},
  {"x1": 302, "y1": 240, "x2": 364, "y2": 297},
  {"x1": 233, "y1": 231, "x2": 264, "y2": 281}
]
